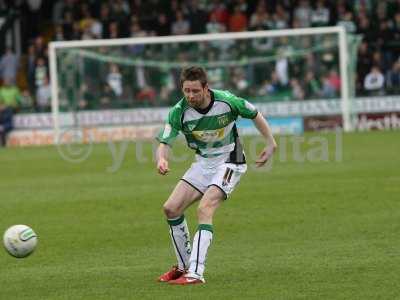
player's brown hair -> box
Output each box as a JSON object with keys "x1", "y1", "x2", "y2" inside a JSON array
[{"x1": 180, "y1": 66, "x2": 208, "y2": 88}]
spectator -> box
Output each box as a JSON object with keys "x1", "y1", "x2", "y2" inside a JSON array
[
  {"x1": 20, "y1": 90, "x2": 34, "y2": 111},
  {"x1": 207, "y1": 0, "x2": 229, "y2": 27},
  {"x1": 257, "y1": 79, "x2": 270, "y2": 96},
  {"x1": 304, "y1": 71, "x2": 322, "y2": 98},
  {"x1": 127, "y1": 22, "x2": 147, "y2": 55},
  {"x1": 79, "y1": 9, "x2": 100, "y2": 40},
  {"x1": 52, "y1": 0, "x2": 64, "y2": 24},
  {"x1": 136, "y1": 85, "x2": 156, "y2": 106},
  {"x1": 252, "y1": 27, "x2": 274, "y2": 52},
  {"x1": 71, "y1": 21, "x2": 82, "y2": 40},
  {"x1": 208, "y1": 23, "x2": 234, "y2": 55},
  {"x1": 188, "y1": 0, "x2": 208, "y2": 34},
  {"x1": 305, "y1": 53, "x2": 321, "y2": 75},
  {"x1": 206, "y1": 51, "x2": 225, "y2": 89},
  {"x1": 234, "y1": 0, "x2": 250, "y2": 16},
  {"x1": 357, "y1": 14, "x2": 372, "y2": 41},
  {"x1": 364, "y1": 66, "x2": 385, "y2": 95},
  {"x1": 99, "y1": 84, "x2": 116, "y2": 109},
  {"x1": 375, "y1": 2, "x2": 388, "y2": 29},
  {"x1": 386, "y1": 60, "x2": 400, "y2": 94},
  {"x1": 0, "y1": 47, "x2": 19, "y2": 84},
  {"x1": 392, "y1": 12, "x2": 400, "y2": 43},
  {"x1": 61, "y1": 0, "x2": 79, "y2": 22},
  {"x1": 53, "y1": 24, "x2": 66, "y2": 41},
  {"x1": 371, "y1": 51, "x2": 385, "y2": 72},
  {"x1": 321, "y1": 75, "x2": 336, "y2": 98},
  {"x1": 107, "y1": 64, "x2": 123, "y2": 97},
  {"x1": 168, "y1": 0, "x2": 181, "y2": 16},
  {"x1": 171, "y1": 11, "x2": 190, "y2": 35},
  {"x1": 33, "y1": 36, "x2": 46, "y2": 58},
  {"x1": 231, "y1": 67, "x2": 249, "y2": 96},
  {"x1": 357, "y1": 41, "x2": 372, "y2": 86},
  {"x1": 228, "y1": 5, "x2": 248, "y2": 32},
  {"x1": 265, "y1": 71, "x2": 282, "y2": 95},
  {"x1": 311, "y1": 0, "x2": 330, "y2": 27},
  {"x1": 353, "y1": 0, "x2": 372, "y2": 16},
  {"x1": 90, "y1": 18, "x2": 103, "y2": 40},
  {"x1": 110, "y1": 0, "x2": 129, "y2": 36},
  {"x1": 327, "y1": 70, "x2": 341, "y2": 94},
  {"x1": 158, "y1": 69, "x2": 175, "y2": 104},
  {"x1": 36, "y1": 76, "x2": 51, "y2": 112},
  {"x1": 79, "y1": 83, "x2": 97, "y2": 110},
  {"x1": 275, "y1": 49, "x2": 289, "y2": 86},
  {"x1": 0, "y1": 78, "x2": 22, "y2": 109},
  {"x1": 290, "y1": 78, "x2": 305, "y2": 100},
  {"x1": 108, "y1": 22, "x2": 120, "y2": 39},
  {"x1": 249, "y1": 2, "x2": 271, "y2": 31},
  {"x1": 99, "y1": 4, "x2": 112, "y2": 39},
  {"x1": 206, "y1": 12, "x2": 226, "y2": 34},
  {"x1": 129, "y1": 21, "x2": 147, "y2": 39},
  {"x1": 111, "y1": 0, "x2": 130, "y2": 18},
  {"x1": 26, "y1": 44, "x2": 37, "y2": 97},
  {"x1": 62, "y1": 11, "x2": 74, "y2": 40},
  {"x1": 377, "y1": 20, "x2": 395, "y2": 67},
  {"x1": 154, "y1": 13, "x2": 171, "y2": 36},
  {"x1": 320, "y1": 39, "x2": 337, "y2": 70},
  {"x1": 294, "y1": 0, "x2": 312, "y2": 28},
  {"x1": 0, "y1": 101, "x2": 14, "y2": 147},
  {"x1": 337, "y1": 11, "x2": 357, "y2": 33},
  {"x1": 25, "y1": 0, "x2": 43, "y2": 38},
  {"x1": 34, "y1": 57, "x2": 48, "y2": 91},
  {"x1": 273, "y1": 4, "x2": 290, "y2": 29},
  {"x1": 78, "y1": 4, "x2": 92, "y2": 28}
]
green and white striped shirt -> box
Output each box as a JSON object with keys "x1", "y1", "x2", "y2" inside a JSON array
[{"x1": 157, "y1": 89, "x2": 258, "y2": 164}]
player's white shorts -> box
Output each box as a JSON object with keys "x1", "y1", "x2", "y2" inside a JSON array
[{"x1": 181, "y1": 162, "x2": 247, "y2": 199}]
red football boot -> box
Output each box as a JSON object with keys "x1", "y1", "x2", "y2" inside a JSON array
[
  {"x1": 157, "y1": 266, "x2": 185, "y2": 282},
  {"x1": 168, "y1": 275, "x2": 205, "y2": 285}
]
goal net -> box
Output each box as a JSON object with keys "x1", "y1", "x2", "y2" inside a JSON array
[{"x1": 49, "y1": 26, "x2": 359, "y2": 143}]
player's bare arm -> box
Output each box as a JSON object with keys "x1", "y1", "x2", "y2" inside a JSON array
[
  {"x1": 252, "y1": 112, "x2": 277, "y2": 167},
  {"x1": 156, "y1": 143, "x2": 170, "y2": 175}
]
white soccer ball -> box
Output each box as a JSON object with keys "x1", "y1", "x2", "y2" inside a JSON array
[{"x1": 3, "y1": 225, "x2": 38, "y2": 258}]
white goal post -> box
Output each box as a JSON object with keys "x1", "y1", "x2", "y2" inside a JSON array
[{"x1": 49, "y1": 26, "x2": 352, "y2": 144}]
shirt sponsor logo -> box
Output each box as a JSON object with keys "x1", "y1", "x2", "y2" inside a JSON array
[
  {"x1": 217, "y1": 115, "x2": 229, "y2": 126},
  {"x1": 192, "y1": 128, "x2": 225, "y2": 142}
]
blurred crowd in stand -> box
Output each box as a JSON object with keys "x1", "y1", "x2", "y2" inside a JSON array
[{"x1": 0, "y1": 0, "x2": 398, "y2": 115}]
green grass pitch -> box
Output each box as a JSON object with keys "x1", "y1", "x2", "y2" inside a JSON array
[{"x1": 0, "y1": 131, "x2": 399, "y2": 299}]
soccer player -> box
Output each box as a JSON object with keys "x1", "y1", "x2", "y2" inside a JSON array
[{"x1": 156, "y1": 66, "x2": 277, "y2": 285}]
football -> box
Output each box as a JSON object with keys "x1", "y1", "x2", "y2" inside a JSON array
[{"x1": 3, "y1": 225, "x2": 38, "y2": 258}]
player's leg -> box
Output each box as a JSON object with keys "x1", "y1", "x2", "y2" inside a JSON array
[
  {"x1": 162, "y1": 179, "x2": 202, "y2": 219},
  {"x1": 170, "y1": 163, "x2": 247, "y2": 284},
  {"x1": 158, "y1": 180, "x2": 203, "y2": 282},
  {"x1": 185, "y1": 186, "x2": 224, "y2": 283}
]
